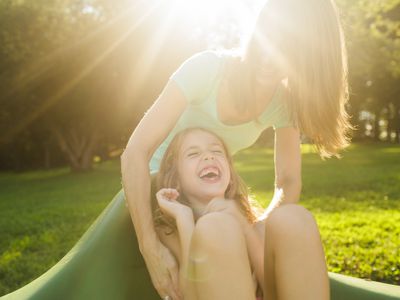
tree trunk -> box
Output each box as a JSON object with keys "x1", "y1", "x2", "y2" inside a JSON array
[
  {"x1": 373, "y1": 108, "x2": 381, "y2": 141},
  {"x1": 52, "y1": 127, "x2": 98, "y2": 172},
  {"x1": 44, "y1": 142, "x2": 51, "y2": 169},
  {"x1": 394, "y1": 104, "x2": 400, "y2": 144}
]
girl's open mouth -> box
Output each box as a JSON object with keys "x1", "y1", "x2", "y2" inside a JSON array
[{"x1": 198, "y1": 166, "x2": 221, "y2": 182}]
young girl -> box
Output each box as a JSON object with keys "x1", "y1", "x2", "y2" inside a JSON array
[{"x1": 150, "y1": 127, "x2": 328, "y2": 300}]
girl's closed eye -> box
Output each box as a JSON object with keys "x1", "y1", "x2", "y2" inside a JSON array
[
  {"x1": 188, "y1": 152, "x2": 199, "y2": 157},
  {"x1": 211, "y1": 148, "x2": 224, "y2": 154}
]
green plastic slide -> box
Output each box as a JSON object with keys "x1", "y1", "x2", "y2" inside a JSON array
[{"x1": 2, "y1": 190, "x2": 400, "y2": 299}]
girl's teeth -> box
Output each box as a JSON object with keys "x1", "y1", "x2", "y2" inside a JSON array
[{"x1": 200, "y1": 167, "x2": 219, "y2": 178}]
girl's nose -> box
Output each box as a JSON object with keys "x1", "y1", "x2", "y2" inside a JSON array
[{"x1": 204, "y1": 152, "x2": 215, "y2": 160}]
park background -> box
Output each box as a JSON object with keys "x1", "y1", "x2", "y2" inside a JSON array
[{"x1": 0, "y1": 0, "x2": 399, "y2": 296}]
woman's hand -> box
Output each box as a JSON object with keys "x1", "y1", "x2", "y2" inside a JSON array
[
  {"x1": 156, "y1": 188, "x2": 193, "y2": 220},
  {"x1": 142, "y1": 240, "x2": 182, "y2": 300}
]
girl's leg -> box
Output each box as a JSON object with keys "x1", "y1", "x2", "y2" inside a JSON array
[
  {"x1": 186, "y1": 212, "x2": 256, "y2": 300},
  {"x1": 264, "y1": 204, "x2": 330, "y2": 300}
]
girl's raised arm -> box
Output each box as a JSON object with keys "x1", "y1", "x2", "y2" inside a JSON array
[{"x1": 121, "y1": 79, "x2": 187, "y2": 300}]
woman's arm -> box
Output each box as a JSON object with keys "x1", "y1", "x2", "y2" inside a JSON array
[
  {"x1": 264, "y1": 126, "x2": 302, "y2": 217},
  {"x1": 120, "y1": 79, "x2": 188, "y2": 299}
]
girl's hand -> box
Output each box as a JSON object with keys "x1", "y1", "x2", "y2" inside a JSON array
[{"x1": 156, "y1": 188, "x2": 193, "y2": 220}]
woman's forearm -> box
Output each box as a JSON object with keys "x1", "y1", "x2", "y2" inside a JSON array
[
  {"x1": 121, "y1": 151, "x2": 158, "y2": 252},
  {"x1": 264, "y1": 179, "x2": 301, "y2": 217}
]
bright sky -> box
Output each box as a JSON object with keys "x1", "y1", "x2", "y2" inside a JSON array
[{"x1": 169, "y1": 0, "x2": 266, "y2": 47}]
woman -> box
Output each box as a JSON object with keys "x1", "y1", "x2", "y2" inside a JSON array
[{"x1": 121, "y1": 0, "x2": 354, "y2": 299}]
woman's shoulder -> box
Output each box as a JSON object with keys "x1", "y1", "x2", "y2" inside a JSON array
[
  {"x1": 190, "y1": 48, "x2": 236, "y2": 59},
  {"x1": 178, "y1": 50, "x2": 227, "y2": 75},
  {"x1": 180, "y1": 48, "x2": 239, "y2": 72},
  {"x1": 169, "y1": 50, "x2": 232, "y2": 104}
]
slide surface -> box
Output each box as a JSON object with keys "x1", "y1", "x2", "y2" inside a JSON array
[{"x1": 2, "y1": 190, "x2": 399, "y2": 299}]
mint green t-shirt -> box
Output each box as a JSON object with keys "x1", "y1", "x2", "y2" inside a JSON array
[{"x1": 149, "y1": 50, "x2": 293, "y2": 173}]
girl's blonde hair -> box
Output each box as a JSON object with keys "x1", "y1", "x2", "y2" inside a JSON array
[
  {"x1": 151, "y1": 128, "x2": 262, "y2": 235},
  {"x1": 225, "y1": 0, "x2": 355, "y2": 159}
]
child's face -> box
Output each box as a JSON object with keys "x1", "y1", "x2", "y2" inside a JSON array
[{"x1": 177, "y1": 130, "x2": 231, "y2": 204}]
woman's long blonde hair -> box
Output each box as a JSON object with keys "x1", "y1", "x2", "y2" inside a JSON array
[
  {"x1": 151, "y1": 128, "x2": 262, "y2": 235},
  {"x1": 225, "y1": 0, "x2": 355, "y2": 159}
]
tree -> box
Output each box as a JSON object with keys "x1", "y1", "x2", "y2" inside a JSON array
[
  {"x1": 337, "y1": 0, "x2": 400, "y2": 142},
  {"x1": 0, "y1": 0, "x2": 206, "y2": 171}
]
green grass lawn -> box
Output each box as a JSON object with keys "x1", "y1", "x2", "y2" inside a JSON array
[{"x1": 0, "y1": 142, "x2": 399, "y2": 296}]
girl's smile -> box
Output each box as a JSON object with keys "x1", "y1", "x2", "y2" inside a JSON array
[{"x1": 198, "y1": 165, "x2": 221, "y2": 182}]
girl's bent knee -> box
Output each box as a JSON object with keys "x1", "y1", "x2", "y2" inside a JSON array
[
  {"x1": 265, "y1": 204, "x2": 317, "y2": 233},
  {"x1": 193, "y1": 212, "x2": 244, "y2": 245},
  {"x1": 196, "y1": 212, "x2": 241, "y2": 231}
]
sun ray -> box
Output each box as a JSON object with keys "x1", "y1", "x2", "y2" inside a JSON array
[
  {"x1": 1, "y1": 0, "x2": 163, "y2": 143},
  {"x1": 128, "y1": 3, "x2": 178, "y2": 93},
  {"x1": 119, "y1": 0, "x2": 264, "y2": 112},
  {"x1": 1, "y1": 0, "x2": 146, "y2": 103}
]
